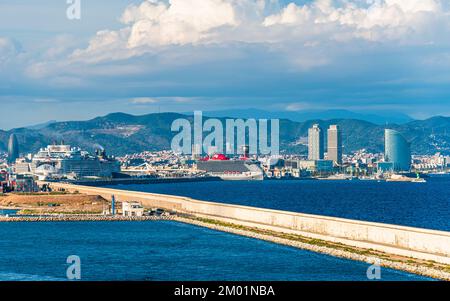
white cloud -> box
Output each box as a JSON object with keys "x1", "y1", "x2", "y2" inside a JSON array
[
  {"x1": 14, "y1": 0, "x2": 450, "y2": 116},
  {"x1": 69, "y1": 0, "x2": 245, "y2": 63},
  {"x1": 130, "y1": 97, "x2": 159, "y2": 104},
  {"x1": 285, "y1": 101, "x2": 313, "y2": 111},
  {"x1": 33, "y1": 98, "x2": 60, "y2": 103},
  {"x1": 125, "y1": 0, "x2": 237, "y2": 47},
  {"x1": 70, "y1": 28, "x2": 134, "y2": 63},
  {"x1": 70, "y1": 0, "x2": 273, "y2": 62},
  {"x1": 67, "y1": 0, "x2": 449, "y2": 65},
  {"x1": 43, "y1": 35, "x2": 82, "y2": 59},
  {"x1": 263, "y1": 0, "x2": 445, "y2": 42},
  {"x1": 129, "y1": 96, "x2": 199, "y2": 105},
  {"x1": 0, "y1": 37, "x2": 18, "y2": 64}
]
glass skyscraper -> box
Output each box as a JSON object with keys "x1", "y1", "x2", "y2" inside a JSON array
[{"x1": 384, "y1": 129, "x2": 411, "y2": 171}]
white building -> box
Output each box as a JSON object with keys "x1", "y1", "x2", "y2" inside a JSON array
[
  {"x1": 122, "y1": 202, "x2": 144, "y2": 217},
  {"x1": 327, "y1": 125, "x2": 342, "y2": 165},
  {"x1": 308, "y1": 124, "x2": 324, "y2": 160}
]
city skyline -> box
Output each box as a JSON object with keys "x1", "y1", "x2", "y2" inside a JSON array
[
  {"x1": 1, "y1": 121, "x2": 445, "y2": 184},
  {"x1": 1, "y1": 0, "x2": 450, "y2": 129}
]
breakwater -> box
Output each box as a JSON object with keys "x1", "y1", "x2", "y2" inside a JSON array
[{"x1": 41, "y1": 182, "x2": 450, "y2": 265}]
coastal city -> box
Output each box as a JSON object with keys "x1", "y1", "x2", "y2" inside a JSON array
[
  {"x1": 0, "y1": 123, "x2": 448, "y2": 193},
  {"x1": 1, "y1": 0, "x2": 450, "y2": 287},
  {"x1": 1, "y1": 119, "x2": 449, "y2": 282}
]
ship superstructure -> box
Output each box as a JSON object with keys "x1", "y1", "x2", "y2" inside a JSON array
[
  {"x1": 16, "y1": 143, "x2": 120, "y2": 180},
  {"x1": 196, "y1": 154, "x2": 264, "y2": 181}
]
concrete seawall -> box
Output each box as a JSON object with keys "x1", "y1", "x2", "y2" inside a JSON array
[{"x1": 46, "y1": 182, "x2": 450, "y2": 265}]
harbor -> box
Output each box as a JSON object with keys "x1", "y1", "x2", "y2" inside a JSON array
[{"x1": 2, "y1": 125, "x2": 446, "y2": 191}]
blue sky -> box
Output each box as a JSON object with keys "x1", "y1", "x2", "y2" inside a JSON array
[{"x1": 1, "y1": 0, "x2": 450, "y2": 129}]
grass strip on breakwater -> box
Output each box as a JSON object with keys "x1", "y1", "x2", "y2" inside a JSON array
[{"x1": 174, "y1": 215, "x2": 450, "y2": 281}]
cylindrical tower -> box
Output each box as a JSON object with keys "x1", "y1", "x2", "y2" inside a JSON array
[
  {"x1": 384, "y1": 129, "x2": 411, "y2": 171},
  {"x1": 7, "y1": 134, "x2": 20, "y2": 164}
]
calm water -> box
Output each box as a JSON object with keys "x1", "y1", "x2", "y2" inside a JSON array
[
  {"x1": 0, "y1": 221, "x2": 430, "y2": 281},
  {"x1": 0, "y1": 209, "x2": 20, "y2": 216},
  {"x1": 114, "y1": 175, "x2": 450, "y2": 231}
]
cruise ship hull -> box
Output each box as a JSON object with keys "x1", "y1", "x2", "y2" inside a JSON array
[
  {"x1": 216, "y1": 172, "x2": 264, "y2": 181},
  {"x1": 196, "y1": 159, "x2": 264, "y2": 181}
]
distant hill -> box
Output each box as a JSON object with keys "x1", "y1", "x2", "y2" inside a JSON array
[
  {"x1": 198, "y1": 109, "x2": 414, "y2": 125},
  {"x1": 0, "y1": 113, "x2": 448, "y2": 156},
  {"x1": 25, "y1": 120, "x2": 57, "y2": 130}
]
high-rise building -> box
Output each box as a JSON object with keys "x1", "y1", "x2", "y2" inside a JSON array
[
  {"x1": 384, "y1": 129, "x2": 411, "y2": 171},
  {"x1": 308, "y1": 124, "x2": 324, "y2": 160},
  {"x1": 7, "y1": 134, "x2": 19, "y2": 164},
  {"x1": 191, "y1": 144, "x2": 202, "y2": 160},
  {"x1": 327, "y1": 125, "x2": 342, "y2": 165}
]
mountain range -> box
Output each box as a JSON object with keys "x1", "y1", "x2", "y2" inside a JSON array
[
  {"x1": 196, "y1": 109, "x2": 414, "y2": 125},
  {"x1": 0, "y1": 113, "x2": 449, "y2": 156}
]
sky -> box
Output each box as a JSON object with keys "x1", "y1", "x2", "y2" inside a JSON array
[{"x1": 1, "y1": 0, "x2": 450, "y2": 129}]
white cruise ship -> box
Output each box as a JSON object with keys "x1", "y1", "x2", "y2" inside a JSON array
[{"x1": 196, "y1": 154, "x2": 264, "y2": 181}]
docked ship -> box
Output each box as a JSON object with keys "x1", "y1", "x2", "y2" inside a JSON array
[
  {"x1": 15, "y1": 143, "x2": 120, "y2": 180},
  {"x1": 196, "y1": 154, "x2": 264, "y2": 181}
]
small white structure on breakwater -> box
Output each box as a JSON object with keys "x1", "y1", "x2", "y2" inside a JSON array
[{"x1": 122, "y1": 201, "x2": 144, "y2": 217}]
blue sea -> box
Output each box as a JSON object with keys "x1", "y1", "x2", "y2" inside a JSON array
[
  {"x1": 1, "y1": 177, "x2": 447, "y2": 281},
  {"x1": 115, "y1": 174, "x2": 450, "y2": 231},
  {"x1": 0, "y1": 221, "x2": 431, "y2": 281}
]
